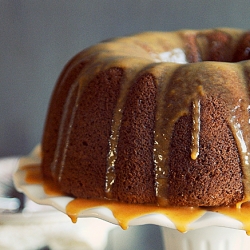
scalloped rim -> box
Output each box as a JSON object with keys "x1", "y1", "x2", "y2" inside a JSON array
[{"x1": 13, "y1": 145, "x2": 244, "y2": 231}]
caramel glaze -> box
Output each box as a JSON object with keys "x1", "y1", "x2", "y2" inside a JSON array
[
  {"x1": 40, "y1": 28, "x2": 250, "y2": 223},
  {"x1": 23, "y1": 164, "x2": 250, "y2": 233}
]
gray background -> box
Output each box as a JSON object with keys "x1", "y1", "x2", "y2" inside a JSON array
[
  {"x1": 1, "y1": 1, "x2": 249, "y2": 249},
  {"x1": 1, "y1": 0, "x2": 249, "y2": 157}
]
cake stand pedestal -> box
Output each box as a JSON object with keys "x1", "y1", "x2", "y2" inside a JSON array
[{"x1": 161, "y1": 226, "x2": 250, "y2": 250}]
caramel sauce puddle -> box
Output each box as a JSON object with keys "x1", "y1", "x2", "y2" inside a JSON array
[{"x1": 22, "y1": 164, "x2": 250, "y2": 233}]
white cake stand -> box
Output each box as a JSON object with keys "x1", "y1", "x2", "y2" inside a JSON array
[
  {"x1": 0, "y1": 156, "x2": 115, "y2": 250},
  {"x1": 13, "y1": 146, "x2": 250, "y2": 250}
]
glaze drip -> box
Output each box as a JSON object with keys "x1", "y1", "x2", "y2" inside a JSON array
[
  {"x1": 191, "y1": 99, "x2": 201, "y2": 160},
  {"x1": 51, "y1": 81, "x2": 79, "y2": 181},
  {"x1": 105, "y1": 71, "x2": 138, "y2": 197}
]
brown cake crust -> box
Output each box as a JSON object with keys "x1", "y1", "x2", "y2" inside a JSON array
[
  {"x1": 41, "y1": 28, "x2": 250, "y2": 207},
  {"x1": 112, "y1": 73, "x2": 157, "y2": 204},
  {"x1": 59, "y1": 67, "x2": 124, "y2": 198},
  {"x1": 41, "y1": 54, "x2": 88, "y2": 180},
  {"x1": 205, "y1": 30, "x2": 232, "y2": 61},
  {"x1": 167, "y1": 96, "x2": 244, "y2": 206},
  {"x1": 233, "y1": 32, "x2": 250, "y2": 62}
]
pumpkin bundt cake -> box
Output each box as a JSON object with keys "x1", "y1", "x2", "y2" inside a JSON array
[{"x1": 41, "y1": 28, "x2": 250, "y2": 207}]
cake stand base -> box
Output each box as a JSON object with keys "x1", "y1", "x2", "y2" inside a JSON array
[{"x1": 161, "y1": 226, "x2": 250, "y2": 250}]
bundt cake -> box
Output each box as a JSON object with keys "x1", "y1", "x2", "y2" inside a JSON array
[{"x1": 41, "y1": 28, "x2": 250, "y2": 207}]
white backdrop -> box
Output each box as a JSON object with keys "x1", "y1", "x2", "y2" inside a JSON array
[{"x1": 1, "y1": 0, "x2": 249, "y2": 157}]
